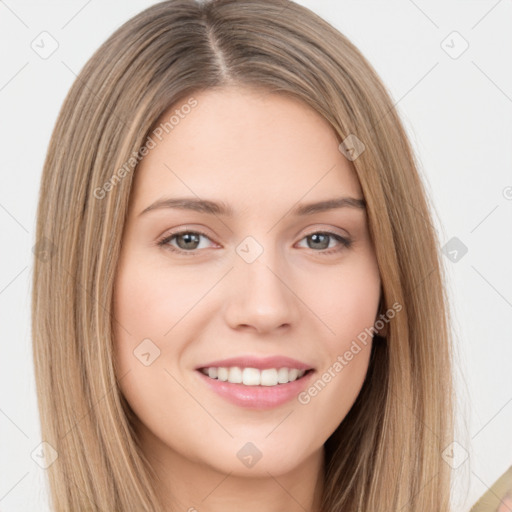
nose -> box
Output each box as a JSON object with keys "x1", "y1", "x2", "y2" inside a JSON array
[{"x1": 223, "y1": 245, "x2": 301, "y2": 334}]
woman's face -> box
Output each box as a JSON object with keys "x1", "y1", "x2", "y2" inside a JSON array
[{"x1": 113, "y1": 86, "x2": 381, "y2": 479}]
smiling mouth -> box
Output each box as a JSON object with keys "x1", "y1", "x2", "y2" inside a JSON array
[{"x1": 198, "y1": 367, "x2": 314, "y2": 387}]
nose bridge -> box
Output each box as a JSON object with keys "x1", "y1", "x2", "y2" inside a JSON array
[{"x1": 224, "y1": 234, "x2": 299, "y2": 331}]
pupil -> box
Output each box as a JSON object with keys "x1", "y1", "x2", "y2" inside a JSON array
[
  {"x1": 178, "y1": 233, "x2": 199, "y2": 249},
  {"x1": 310, "y1": 233, "x2": 328, "y2": 250}
]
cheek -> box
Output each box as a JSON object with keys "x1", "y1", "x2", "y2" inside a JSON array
[
  {"x1": 299, "y1": 254, "x2": 380, "y2": 426},
  {"x1": 113, "y1": 260, "x2": 206, "y2": 343},
  {"x1": 298, "y1": 344, "x2": 372, "y2": 445},
  {"x1": 111, "y1": 263, "x2": 186, "y2": 400},
  {"x1": 316, "y1": 252, "x2": 381, "y2": 346},
  {"x1": 112, "y1": 264, "x2": 196, "y2": 443}
]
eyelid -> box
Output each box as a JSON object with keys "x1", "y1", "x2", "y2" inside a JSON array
[
  {"x1": 301, "y1": 225, "x2": 350, "y2": 239},
  {"x1": 158, "y1": 223, "x2": 350, "y2": 241}
]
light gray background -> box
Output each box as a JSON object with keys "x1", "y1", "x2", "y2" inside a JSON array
[{"x1": 1, "y1": 1, "x2": 511, "y2": 510}]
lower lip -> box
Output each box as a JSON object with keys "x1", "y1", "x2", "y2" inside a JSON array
[{"x1": 195, "y1": 369, "x2": 315, "y2": 409}]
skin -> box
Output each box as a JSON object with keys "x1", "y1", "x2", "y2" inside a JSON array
[
  {"x1": 498, "y1": 493, "x2": 512, "y2": 512},
  {"x1": 112, "y1": 86, "x2": 382, "y2": 512}
]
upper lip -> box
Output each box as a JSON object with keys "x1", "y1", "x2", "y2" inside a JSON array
[{"x1": 195, "y1": 355, "x2": 315, "y2": 371}]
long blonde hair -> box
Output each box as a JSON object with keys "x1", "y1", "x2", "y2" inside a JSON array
[{"x1": 32, "y1": 0, "x2": 454, "y2": 509}]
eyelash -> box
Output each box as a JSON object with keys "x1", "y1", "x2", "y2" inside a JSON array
[{"x1": 156, "y1": 229, "x2": 352, "y2": 257}]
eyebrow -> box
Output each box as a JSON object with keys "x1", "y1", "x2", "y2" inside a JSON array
[{"x1": 138, "y1": 196, "x2": 366, "y2": 217}]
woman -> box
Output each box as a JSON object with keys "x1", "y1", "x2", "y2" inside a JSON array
[{"x1": 31, "y1": 0, "x2": 454, "y2": 510}]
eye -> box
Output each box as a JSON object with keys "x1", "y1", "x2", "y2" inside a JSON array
[
  {"x1": 157, "y1": 229, "x2": 352, "y2": 256},
  {"x1": 296, "y1": 231, "x2": 352, "y2": 255},
  {"x1": 157, "y1": 229, "x2": 215, "y2": 256}
]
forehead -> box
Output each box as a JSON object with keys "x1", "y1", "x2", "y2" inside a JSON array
[{"x1": 130, "y1": 87, "x2": 362, "y2": 215}]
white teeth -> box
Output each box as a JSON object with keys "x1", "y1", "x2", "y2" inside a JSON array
[
  {"x1": 228, "y1": 366, "x2": 243, "y2": 384},
  {"x1": 217, "y1": 367, "x2": 228, "y2": 381},
  {"x1": 288, "y1": 368, "x2": 299, "y2": 381},
  {"x1": 200, "y1": 366, "x2": 308, "y2": 386},
  {"x1": 260, "y1": 369, "x2": 278, "y2": 386},
  {"x1": 242, "y1": 368, "x2": 260, "y2": 386},
  {"x1": 277, "y1": 367, "x2": 289, "y2": 383}
]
